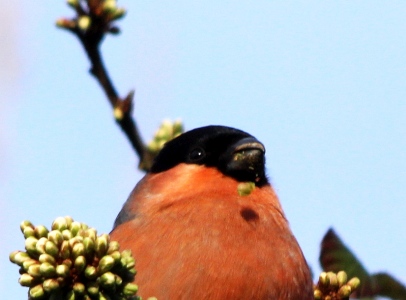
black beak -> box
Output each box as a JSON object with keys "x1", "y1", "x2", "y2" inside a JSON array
[{"x1": 222, "y1": 137, "x2": 266, "y2": 185}]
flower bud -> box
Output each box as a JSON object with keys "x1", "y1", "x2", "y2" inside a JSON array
[
  {"x1": 87, "y1": 282, "x2": 99, "y2": 296},
  {"x1": 40, "y1": 262, "x2": 56, "y2": 277},
  {"x1": 99, "y1": 271, "x2": 115, "y2": 288},
  {"x1": 69, "y1": 221, "x2": 81, "y2": 236},
  {"x1": 22, "y1": 259, "x2": 39, "y2": 271},
  {"x1": 27, "y1": 264, "x2": 41, "y2": 278},
  {"x1": 60, "y1": 240, "x2": 71, "y2": 259},
  {"x1": 48, "y1": 230, "x2": 63, "y2": 247},
  {"x1": 20, "y1": 220, "x2": 34, "y2": 233},
  {"x1": 337, "y1": 284, "x2": 352, "y2": 298},
  {"x1": 74, "y1": 255, "x2": 86, "y2": 273},
  {"x1": 107, "y1": 240, "x2": 120, "y2": 253},
  {"x1": 347, "y1": 277, "x2": 361, "y2": 291},
  {"x1": 337, "y1": 270, "x2": 348, "y2": 287},
  {"x1": 123, "y1": 282, "x2": 138, "y2": 296},
  {"x1": 95, "y1": 234, "x2": 109, "y2": 257},
  {"x1": 35, "y1": 237, "x2": 48, "y2": 255},
  {"x1": 52, "y1": 216, "x2": 68, "y2": 231},
  {"x1": 43, "y1": 278, "x2": 60, "y2": 292},
  {"x1": 84, "y1": 265, "x2": 97, "y2": 279},
  {"x1": 34, "y1": 225, "x2": 49, "y2": 239},
  {"x1": 62, "y1": 229, "x2": 73, "y2": 240},
  {"x1": 98, "y1": 255, "x2": 115, "y2": 274},
  {"x1": 73, "y1": 282, "x2": 85, "y2": 295},
  {"x1": 64, "y1": 216, "x2": 74, "y2": 228},
  {"x1": 78, "y1": 16, "x2": 91, "y2": 31},
  {"x1": 25, "y1": 236, "x2": 39, "y2": 254},
  {"x1": 19, "y1": 273, "x2": 35, "y2": 287},
  {"x1": 327, "y1": 272, "x2": 338, "y2": 288},
  {"x1": 45, "y1": 240, "x2": 59, "y2": 257},
  {"x1": 56, "y1": 264, "x2": 70, "y2": 277},
  {"x1": 11, "y1": 251, "x2": 30, "y2": 266},
  {"x1": 24, "y1": 226, "x2": 36, "y2": 238},
  {"x1": 72, "y1": 242, "x2": 85, "y2": 258},
  {"x1": 83, "y1": 237, "x2": 95, "y2": 255},
  {"x1": 319, "y1": 272, "x2": 329, "y2": 287},
  {"x1": 313, "y1": 288, "x2": 322, "y2": 300},
  {"x1": 39, "y1": 253, "x2": 56, "y2": 265},
  {"x1": 29, "y1": 284, "x2": 45, "y2": 299}
]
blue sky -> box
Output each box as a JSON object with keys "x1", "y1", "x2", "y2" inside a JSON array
[{"x1": 2, "y1": 1, "x2": 406, "y2": 298}]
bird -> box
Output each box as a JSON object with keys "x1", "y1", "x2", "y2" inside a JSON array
[{"x1": 110, "y1": 125, "x2": 313, "y2": 299}]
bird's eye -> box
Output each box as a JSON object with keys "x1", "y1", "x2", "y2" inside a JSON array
[{"x1": 189, "y1": 147, "x2": 206, "y2": 162}]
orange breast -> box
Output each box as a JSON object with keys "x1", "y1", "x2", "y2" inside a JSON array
[{"x1": 110, "y1": 165, "x2": 313, "y2": 299}]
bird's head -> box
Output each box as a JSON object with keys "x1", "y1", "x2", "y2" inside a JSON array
[{"x1": 150, "y1": 125, "x2": 268, "y2": 187}]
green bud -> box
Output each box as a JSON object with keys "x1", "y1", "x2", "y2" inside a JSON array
[
  {"x1": 45, "y1": 240, "x2": 59, "y2": 257},
  {"x1": 87, "y1": 282, "x2": 99, "y2": 296},
  {"x1": 62, "y1": 229, "x2": 73, "y2": 240},
  {"x1": 9, "y1": 250, "x2": 21, "y2": 264},
  {"x1": 69, "y1": 236, "x2": 84, "y2": 249},
  {"x1": 62, "y1": 258, "x2": 73, "y2": 269},
  {"x1": 19, "y1": 273, "x2": 35, "y2": 287},
  {"x1": 67, "y1": 0, "x2": 79, "y2": 8},
  {"x1": 78, "y1": 16, "x2": 91, "y2": 31},
  {"x1": 98, "y1": 255, "x2": 115, "y2": 274},
  {"x1": 60, "y1": 240, "x2": 70, "y2": 259},
  {"x1": 40, "y1": 262, "x2": 56, "y2": 277},
  {"x1": 35, "y1": 237, "x2": 48, "y2": 255},
  {"x1": 24, "y1": 226, "x2": 36, "y2": 238},
  {"x1": 84, "y1": 265, "x2": 97, "y2": 279},
  {"x1": 237, "y1": 182, "x2": 255, "y2": 196},
  {"x1": 98, "y1": 292, "x2": 110, "y2": 300},
  {"x1": 72, "y1": 242, "x2": 85, "y2": 258},
  {"x1": 27, "y1": 264, "x2": 41, "y2": 278},
  {"x1": 56, "y1": 264, "x2": 70, "y2": 277},
  {"x1": 66, "y1": 290, "x2": 76, "y2": 300},
  {"x1": 20, "y1": 220, "x2": 34, "y2": 233},
  {"x1": 25, "y1": 236, "x2": 39, "y2": 254},
  {"x1": 74, "y1": 255, "x2": 86, "y2": 273},
  {"x1": 95, "y1": 234, "x2": 109, "y2": 257},
  {"x1": 114, "y1": 274, "x2": 122, "y2": 286},
  {"x1": 29, "y1": 284, "x2": 45, "y2": 299},
  {"x1": 22, "y1": 259, "x2": 39, "y2": 271},
  {"x1": 73, "y1": 282, "x2": 85, "y2": 295},
  {"x1": 347, "y1": 277, "x2": 361, "y2": 291},
  {"x1": 110, "y1": 8, "x2": 126, "y2": 21},
  {"x1": 327, "y1": 271, "x2": 338, "y2": 288},
  {"x1": 48, "y1": 230, "x2": 63, "y2": 246},
  {"x1": 109, "y1": 250, "x2": 121, "y2": 263},
  {"x1": 34, "y1": 225, "x2": 49, "y2": 239},
  {"x1": 319, "y1": 271, "x2": 329, "y2": 287},
  {"x1": 103, "y1": 0, "x2": 117, "y2": 12},
  {"x1": 43, "y1": 278, "x2": 59, "y2": 292},
  {"x1": 39, "y1": 253, "x2": 56, "y2": 265},
  {"x1": 99, "y1": 271, "x2": 115, "y2": 289},
  {"x1": 84, "y1": 228, "x2": 97, "y2": 240},
  {"x1": 337, "y1": 270, "x2": 348, "y2": 287},
  {"x1": 69, "y1": 221, "x2": 81, "y2": 236},
  {"x1": 52, "y1": 216, "x2": 68, "y2": 231},
  {"x1": 337, "y1": 284, "x2": 352, "y2": 298},
  {"x1": 83, "y1": 237, "x2": 95, "y2": 255},
  {"x1": 64, "y1": 216, "x2": 73, "y2": 228},
  {"x1": 107, "y1": 241, "x2": 120, "y2": 253},
  {"x1": 123, "y1": 283, "x2": 138, "y2": 296},
  {"x1": 11, "y1": 251, "x2": 30, "y2": 266},
  {"x1": 313, "y1": 289, "x2": 322, "y2": 300}
]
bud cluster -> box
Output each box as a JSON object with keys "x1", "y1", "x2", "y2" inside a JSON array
[
  {"x1": 56, "y1": 0, "x2": 126, "y2": 34},
  {"x1": 9, "y1": 216, "x2": 139, "y2": 300},
  {"x1": 147, "y1": 120, "x2": 184, "y2": 154},
  {"x1": 314, "y1": 271, "x2": 360, "y2": 300}
]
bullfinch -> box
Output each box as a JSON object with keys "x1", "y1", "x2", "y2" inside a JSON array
[{"x1": 110, "y1": 125, "x2": 313, "y2": 299}]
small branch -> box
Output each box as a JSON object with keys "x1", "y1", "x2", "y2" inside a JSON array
[{"x1": 57, "y1": 1, "x2": 150, "y2": 168}]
